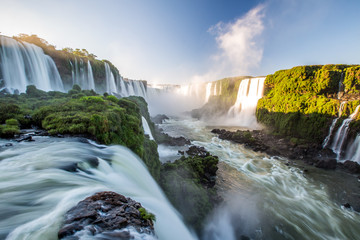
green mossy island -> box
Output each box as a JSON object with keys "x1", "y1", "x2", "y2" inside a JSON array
[
  {"x1": 160, "y1": 153, "x2": 219, "y2": 233},
  {"x1": 256, "y1": 65, "x2": 360, "y2": 143},
  {"x1": 0, "y1": 85, "x2": 160, "y2": 180}
]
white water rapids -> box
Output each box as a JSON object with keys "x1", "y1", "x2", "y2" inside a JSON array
[
  {"x1": 157, "y1": 117, "x2": 360, "y2": 240},
  {"x1": 0, "y1": 137, "x2": 196, "y2": 240}
]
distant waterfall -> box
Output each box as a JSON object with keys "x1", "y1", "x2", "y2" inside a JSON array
[
  {"x1": 70, "y1": 58, "x2": 95, "y2": 90},
  {"x1": 322, "y1": 118, "x2": 339, "y2": 148},
  {"x1": 104, "y1": 62, "x2": 117, "y2": 94},
  {"x1": 322, "y1": 101, "x2": 346, "y2": 148},
  {"x1": 227, "y1": 77, "x2": 265, "y2": 126},
  {"x1": 205, "y1": 83, "x2": 212, "y2": 103},
  {"x1": 345, "y1": 135, "x2": 360, "y2": 163},
  {"x1": 142, "y1": 116, "x2": 154, "y2": 140},
  {"x1": 87, "y1": 60, "x2": 95, "y2": 90},
  {"x1": 331, "y1": 105, "x2": 360, "y2": 160},
  {"x1": 0, "y1": 35, "x2": 64, "y2": 93}
]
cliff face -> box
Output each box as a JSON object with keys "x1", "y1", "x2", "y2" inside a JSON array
[{"x1": 256, "y1": 65, "x2": 360, "y2": 144}]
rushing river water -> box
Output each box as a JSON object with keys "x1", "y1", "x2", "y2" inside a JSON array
[
  {"x1": 158, "y1": 117, "x2": 360, "y2": 240},
  {"x1": 0, "y1": 137, "x2": 196, "y2": 240},
  {"x1": 1, "y1": 118, "x2": 360, "y2": 240}
]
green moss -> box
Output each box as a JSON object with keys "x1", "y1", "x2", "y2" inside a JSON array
[
  {"x1": 0, "y1": 118, "x2": 20, "y2": 138},
  {"x1": 160, "y1": 154, "x2": 218, "y2": 232},
  {"x1": 0, "y1": 86, "x2": 161, "y2": 180},
  {"x1": 138, "y1": 207, "x2": 156, "y2": 222},
  {"x1": 256, "y1": 64, "x2": 360, "y2": 143}
]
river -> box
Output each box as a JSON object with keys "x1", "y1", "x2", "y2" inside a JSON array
[
  {"x1": 1, "y1": 118, "x2": 360, "y2": 240},
  {"x1": 158, "y1": 117, "x2": 360, "y2": 240}
]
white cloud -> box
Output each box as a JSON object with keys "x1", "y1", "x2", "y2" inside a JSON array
[{"x1": 192, "y1": 4, "x2": 266, "y2": 82}]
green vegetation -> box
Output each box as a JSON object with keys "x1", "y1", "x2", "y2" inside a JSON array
[
  {"x1": 0, "y1": 85, "x2": 160, "y2": 179},
  {"x1": 344, "y1": 66, "x2": 360, "y2": 94},
  {"x1": 160, "y1": 154, "x2": 219, "y2": 232},
  {"x1": 256, "y1": 65, "x2": 360, "y2": 143},
  {"x1": 138, "y1": 207, "x2": 156, "y2": 222},
  {"x1": 0, "y1": 119, "x2": 20, "y2": 138}
]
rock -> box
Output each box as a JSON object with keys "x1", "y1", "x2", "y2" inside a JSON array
[
  {"x1": 186, "y1": 145, "x2": 209, "y2": 157},
  {"x1": 16, "y1": 135, "x2": 34, "y2": 142},
  {"x1": 58, "y1": 191, "x2": 156, "y2": 239},
  {"x1": 315, "y1": 159, "x2": 337, "y2": 170},
  {"x1": 151, "y1": 114, "x2": 169, "y2": 124},
  {"x1": 343, "y1": 161, "x2": 360, "y2": 174},
  {"x1": 342, "y1": 203, "x2": 351, "y2": 209},
  {"x1": 4, "y1": 143, "x2": 13, "y2": 147}
]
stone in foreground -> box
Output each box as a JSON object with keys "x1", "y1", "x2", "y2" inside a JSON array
[{"x1": 58, "y1": 191, "x2": 156, "y2": 239}]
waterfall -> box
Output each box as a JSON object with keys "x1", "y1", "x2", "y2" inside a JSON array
[
  {"x1": 87, "y1": 60, "x2": 95, "y2": 90},
  {"x1": 71, "y1": 58, "x2": 95, "y2": 90},
  {"x1": 127, "y1": 81, "x2": 136, "y2": 96},
  {"x1": 0, "y1": 137, "x2": 196, "y2": 240},
  {"x1": 205, "y1": 82, "x2": 212, "y2": 103},
  {"x1": 337, "y1": 72, "x2": 344, "y2": 99},
  {"x1": 227, "y1": 77, "x2": 265, "y2": 126},
  {"x1": 322, "y1": 102, "x2": 346, "y2": 148},
  {"x1": 119, "y1": 77, "x2": 127, "y2": 96},
  {"x1": 331, "y1": 105, "x2": 360, "y2": 160},
  {"x1": 213, "y1": 82, "x2": 217, "y2": 96},
  {"x1": 142, "y1": 116, "x2": 154, "y2": 140},
  {"x1": 345, "y1": 135, "x2": 360, "y2": 163},
  {"x1": 104, "y1": 62, "x2": 117, "y2": 95},
  {"x1": 69, "y1": 60, "x2": 75, "y2": 86},
  {"x1": 0, "y1": 35, "x2": 64, "y2": 93},
  {"x1": 322, "y1": 118, "x2": 339, "y2": 148}
]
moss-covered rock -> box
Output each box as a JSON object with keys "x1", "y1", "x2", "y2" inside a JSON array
[
  {"x1": 256, "y1": 65, "x2": 360, "y2": 144},
  {"x1": 159, "y1": 149, "x2": 219, "y2": 233},
  {"x1": 0, "y1": 118, "x2": 20, "y2": 138},
  {"x1": 0, "y1": 86, "x2": 161, "y2": 180}
]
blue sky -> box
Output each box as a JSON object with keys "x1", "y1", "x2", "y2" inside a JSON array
[{"x1": 0, "y1": 0, "x2": 359, "y2": 84}]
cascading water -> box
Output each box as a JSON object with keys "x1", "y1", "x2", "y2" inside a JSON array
[
  {"x1": 213, "y1": 82, "x2": 217, "y2": 96},
  {"x1": 158, "y1": 118, "x2": 360, "y2": 240},
  {"x1": 104, "y1": 62, "x2": 117, "y2": 95},
  {"x1": 205, "y1": 82, "x2": 212, "y2": 103},
  {"x1": 71, "y1": 58, "x2": 96, "y2": 90},
  {"x1": 0, "y1": 137, "x2": 196, "y2": 240},
  {"x1": 0, "y1": 35, "x2": 64, "y2": 93},
  {"x1": 331, "y1": 105, "x2": 360, "y2": 160},
  {"x1": 227, "y1": 77, "x2": 265, "y2": 127},
  {"x1": 142, "y1": 116, "x2": 154, "y2": 140},
  {"x1": 87, "y1": 60, "x2": 95, "y2": 90},
  {"x1": 322, "y1": 101, "x2": 346, "y2": 148},
  {"x1": 345, "y1": 134, "x2": 360, "y2": 163}
]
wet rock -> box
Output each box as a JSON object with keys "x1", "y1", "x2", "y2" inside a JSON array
[
  {"x1": 186, "y1": 145, "x2": 209, "y2": 157},
  {"x1": 315, "y1": 159, "x2": 337, "y2": 169},
  {"x1": 342, "y1": 203, "x2": 351, "y2": 209},
  {"x1": 58, "y1": 191, "x2": 156, "y2": 239},
  {"x1": 58, "y1": 163, "x2": 78, "y2": 172},
  {"x1": 16, "y1": 135, "x2": 34, "y2": 142},
  {"x1": 151, "y1": 114, "x2": 169, "y2": 124},
  {"x1": 343, "y1": 161, "x2": 360, "y2": 174},
  {"x1": 4, "y1": 143, "x2": 13, "y2": 147}
]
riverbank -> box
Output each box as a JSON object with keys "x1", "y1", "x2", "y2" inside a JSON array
[{"x1": 210, "y1": 128, "x2": 360, "y2": 211}]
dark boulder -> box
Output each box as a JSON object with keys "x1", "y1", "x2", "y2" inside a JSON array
[
  {"x1": 186, "y1": 145, "x2": 209, "y2": 157},
  {"x1": 58, "y1": 191, "x2": 156, "y2": 239},
  {"x1": 343, "y1": 161, "x2": 360, "y2": 174},
  {"x1": 315, "y1": 159, "x2": 337, "y2": 169}
]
